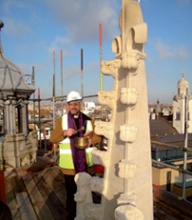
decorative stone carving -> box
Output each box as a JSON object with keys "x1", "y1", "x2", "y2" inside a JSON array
[
  {"x1": 98, "y1": 91, "x2": 115, "y2": 108},
  {"x1": 117, "y1": 193, "x2": 137, "y2": 206},
  {"x1": 115, "y1": 204, "x2": 144, "y2": 220},
  {"x1": 20, "y1": 154, "x2": 30, "y2": 167},
  {"x1": 76, "y1": 1, "x2": 153, "y2": 219},
  {"x1": 121, "y1": 51, "x2": 140, "y2": 72},
  {"x1": 30, "y1": 151, "x2": 37, "y2": 163},
  {"x1": 118, "y1": 159, "x2": 137, "y2": 179},
  {"x1": 101, "y1": 60, "x2": 121, "y2": 79},
  {"x1": 3, "y1": 100, "x2": 11, "y2": 105},
  {"x1": 132, "y1": 23, "x2": 148, "y2": 44},
  {"x1": 18, "y1": 99, "x2": 28, "y2": 106},
  {"x1": 1, "y1": 132, "x2": 38, "y2": 171},
  {"x1": 112, "y1": 22, "x2": 147, "y2": 53},
  {"x1": 75, "y1": 173, "x2": 103, "y2": 220},
  {"x1": 92, "y1": 150, "x2": 108, "y2": 166},
  {"x1": 75, "y1": 173, "x2": 93, "y2": 219},
  {"x1": 15, "y1": 133, "x2": 25, "y2": 151},
  {"x1": 84, "y1": 203, "x2": 103, "y2": 220},
  {"x1": 112, "y1": 35, "x2": 122, "y2": 54},
  {"x1": 120, "y1": 87, "x2": 139, "y2": 107},
  {"x1": 94, "y1": 121, "x2": 113, "y2": 140},
  {"x1": 119, "y1": 124, "x2": 137, "y2": 143},
  {"x1": 90, "y1": 176, "x2": 104, "y2": 194},
  {"x1": 0, "y1": 21, "x2": 36, "y2": 171},
  {"x1": 29, "y1": 131, "x2": 38, "y2": 149}
]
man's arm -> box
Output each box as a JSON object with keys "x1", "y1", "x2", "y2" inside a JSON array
[
  {"x1": 50, "y1": 117, "x2": 64, "y2": 144},
  {"x1": 50, "y1": 117, "x2": 78, "y2": 144},
  {"x1": 90, "y1": 118, "x2": 102, "y2": 146}
]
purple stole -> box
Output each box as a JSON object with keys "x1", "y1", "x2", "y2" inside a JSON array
[{"x1": 68, "y1": 111, "x2": 86, "y2": 173}]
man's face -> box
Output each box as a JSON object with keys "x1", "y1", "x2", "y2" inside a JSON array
[{"x1": 68, "y1": 101, "x2": 81, "y2": 115}]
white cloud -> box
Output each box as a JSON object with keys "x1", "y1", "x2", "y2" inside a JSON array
[
  {"x1": 3, "y1": 17, "x2": 31, "y2": 39},
  {"x1": 155, "y1": 40, "x2": 174, "y2": 60},
  {"x1": 45, "y1": 0, "x2": 119, "y2": 43},
  {"x1": 154, "y1": 40, "x2": 190, "y2": 60},
  {"x1": 1, "y1": 0, "x2": 24, "y2": 13},
  {"x1": 177, "y1": 45, "x2": 189, "y2": 60},
  {"x1": 63, "y1": 65, "x2": 80, "y2": 79},
  {"x1": 49, "y1": 36, "x2": 71, "y2": 54}
]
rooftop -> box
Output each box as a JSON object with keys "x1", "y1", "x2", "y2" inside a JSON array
[{"x1": 4, "y1": 155, "x2": 192, "y2": 220}]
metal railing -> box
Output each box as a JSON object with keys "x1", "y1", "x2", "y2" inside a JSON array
[{"x1": 151, "y1": 139, "x2": 192, "y2": 199}]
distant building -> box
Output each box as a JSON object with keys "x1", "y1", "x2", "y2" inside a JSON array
[
  {"x1": 83, "y1": 101, "x2": 96, "y2": 115},
  {"x1": 149, "y1": 101, "x2": 172, "y2": 121},
  {"x1": 151, "y1": 131, "x2": 192, "y2": 200},
  {"x1": 173, "y1": 76, "x2": 192, "y2": 134},
  {"x1": 150, "y1": 76, "x2": 192, "y2": 201}
]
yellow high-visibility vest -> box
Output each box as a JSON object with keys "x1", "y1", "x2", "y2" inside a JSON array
[{"x1": 59, "y1": 114, "x2": 94, "y2": 170}]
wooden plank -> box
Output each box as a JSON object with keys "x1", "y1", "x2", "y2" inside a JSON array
[
  {"x1": 5, "y1": 178, "x2": 21, "y2": 220},
  {"x1": 12, "y1": 174, "x2": 28, "y2": 219},
  {"x1": 48, "y1": 166, "x2": 62, "y2": 177},
  {"x1": 16, "y1": 192, "x2": 37, "y2": 220},
  {"x1": 22, "y1": 174, "x2": 54, "y2": 220},
  {"x1": 33, "y1": 171, "x2": 68, "y2": 219},
  {"x1": 6, "y1": 165, "x2": 67, "y2": 220},
  {"x1": 11, "y1": 175, "x2": 27, "y2": 220},
  {"x1": 41, "y1": 167, "x2": 67, "y2": 208},
  {"x1": 12, "y1": 175, "x2": 26, "y2": 193},
  {"x1": 18, "y1": 158, "x2": 56, "y2": 173},
  {"x1": 50, "y1": 166, "x2": 66, "y2": 183}
]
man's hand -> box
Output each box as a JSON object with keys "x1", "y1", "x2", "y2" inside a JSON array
[{"x1": 64, "y1": 128, "x2": 77, "y2": 137}]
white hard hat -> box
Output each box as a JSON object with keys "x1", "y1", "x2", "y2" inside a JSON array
[{"x1": 67, "y1": 91, "x2": 82, "y2": 103}]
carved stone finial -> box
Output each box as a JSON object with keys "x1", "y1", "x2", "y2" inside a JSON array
[{"x1": 0, "y1": 20, "x2": 4, "y2": 30}]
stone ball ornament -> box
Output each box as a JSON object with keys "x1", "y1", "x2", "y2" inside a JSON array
[{"x1": 0, "y1": 20, "x2": 4, "y2": 30}]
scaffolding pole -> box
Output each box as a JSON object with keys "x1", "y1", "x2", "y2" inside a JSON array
[
  {"x1": 32, "y1": 66, "x2": 35, "y2": 125},
  {"x1": 99, "y1": 23, "x2": 103, "y2": 91},
  {"x1": 182, "y1": 95, "x2": 189, "y2": 199},
  {"x1": 60, "y1": 50, "x2": 64, "y2": 113},
  {"x1": 80, "y1": 49, "x2": 84, "y2": 98},
  {"x1": 52, "y1": 51, "x2": 56, "y2": 129},
  {"x1": 38, "y1": 88, "x2": 41, "y2": 148}
]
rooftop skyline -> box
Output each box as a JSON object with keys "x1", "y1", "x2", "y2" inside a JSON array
[{"x1": 1, "y1": 0, "x2": 192, "y2": 104}]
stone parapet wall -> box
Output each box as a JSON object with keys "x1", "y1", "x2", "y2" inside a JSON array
[{"x1": 0, "y1": 132, "x2": 38, "y2": 171}]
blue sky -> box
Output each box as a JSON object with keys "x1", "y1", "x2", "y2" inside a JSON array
[{"x1": 0, "y1": 0, "x2": 192, "y2": 104}]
